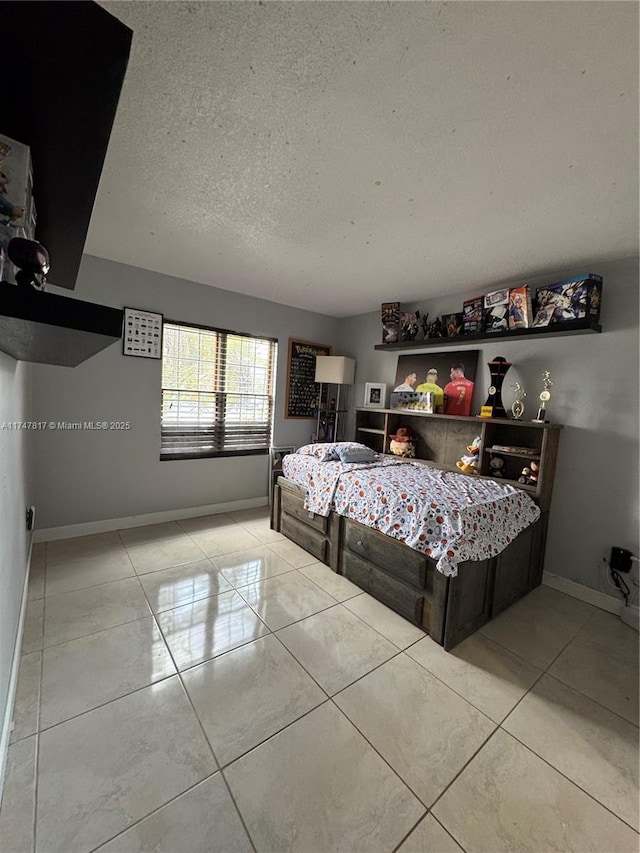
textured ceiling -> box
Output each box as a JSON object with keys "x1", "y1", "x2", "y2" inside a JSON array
[{"x1": 90, "y1": 1, "x2": 639, "y2": 317}]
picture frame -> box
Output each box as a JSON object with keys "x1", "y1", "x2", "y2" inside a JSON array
[
  {"x1": 390, "y1": 351, "x2": 480, "y2": 417},
  {"x1": 270, "y1": 445, "x2": 295, "y2": 471},
  {"x1": 285, "y1": 338, "x2": 332, "y2": 419},
  {"x1": 123, "y1": 307, "x2": 163, "y2": 358},
  {"x1": 364, "y1": 382, "x2": 386, "y2": 408}
]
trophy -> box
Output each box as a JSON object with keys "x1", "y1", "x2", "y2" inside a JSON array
[
  {"x1": 511, "y1": 382, "x2": 526, "y2": 420},
  {"x1": 532, "y1": 371, "x2": 553, "y2": 423},
  {"x1": 479, "y1": 356, "x2": 511, "y2": 418}
]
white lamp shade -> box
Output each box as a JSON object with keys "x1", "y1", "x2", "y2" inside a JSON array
[{"x1": 314, "y1": 356, "x2": 356, "y2": 385}]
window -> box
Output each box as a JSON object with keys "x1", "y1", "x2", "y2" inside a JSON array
[{"x1": 161, "y1": 321, "x2": 277, "y2": 460}]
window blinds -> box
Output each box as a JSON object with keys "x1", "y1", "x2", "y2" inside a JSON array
[{"x1": 160, "y1": 322, "x2": 276, "y2": 460}]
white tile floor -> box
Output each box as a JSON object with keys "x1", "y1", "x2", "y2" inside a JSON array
[{"x1": 1, "y1": 506, "x2": 638, "y2": 853}]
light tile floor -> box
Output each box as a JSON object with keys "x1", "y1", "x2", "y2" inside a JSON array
[{"x1": 1, "y1": 507, "x2": 638, "y2": 853}]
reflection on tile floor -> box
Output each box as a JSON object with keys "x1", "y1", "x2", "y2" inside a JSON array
[{"x1": 1, "y1": 506, "x2": 638, "y2": 853}]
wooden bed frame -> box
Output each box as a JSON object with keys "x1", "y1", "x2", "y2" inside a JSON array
[{"x1": 271, "y1": 476, "x2": 549, "y2": 650}]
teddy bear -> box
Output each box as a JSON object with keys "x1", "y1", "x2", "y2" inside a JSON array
[{"x1": 389, "y1": 426, "x2": 418, "y2": 457}]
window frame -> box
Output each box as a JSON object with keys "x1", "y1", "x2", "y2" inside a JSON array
[{"x1": 160, "y1": 318, "x2": 278, "y2": 462}]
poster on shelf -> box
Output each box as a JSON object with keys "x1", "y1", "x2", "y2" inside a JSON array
[{"x1": 390, "y1": 351, "x2": 479, "y2": 417}]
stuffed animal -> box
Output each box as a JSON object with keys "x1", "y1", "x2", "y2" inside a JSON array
[
  {"x1": 389, "y1": 426, "x2": 418, "y2": 457},
  {"x1": 518, "y1": 461, "x2": 539, "y2": 486},
  {"x1": 466, "y1": 437, "x2": 481, "y2": 456},
  {"x1": 455, "y1": 435, "x2": 481, "y2": 474},
  {"x1": 489, "y1": 454, "x2": 504, "y2": 477}
]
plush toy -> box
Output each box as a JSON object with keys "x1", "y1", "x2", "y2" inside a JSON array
[
  {"x1": 518, "y1": 461, "x2": 539, "y2": 486},
  {"x1": 389, "y1": 426, "x2": 418, "y2": 457},
  {"x1": 466, "y1": 437, "x2": 481, "y2": 456},
  {"x1": 455, "y1": 435, "x2": 481, "y2": 474},
  {"x1": 488, "y1": 454, "x2": 504, "y2": 477}
]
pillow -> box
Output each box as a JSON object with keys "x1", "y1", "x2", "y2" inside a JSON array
[
  {"x1": 295, "y1": 442, "x2": 374, "y2": 463},
  {"x1": 335, "y1": 445, "x2": 377, "y2": 464},
  {"x1": 295, "y1": 443, "x2": 339, "y2": 462}
]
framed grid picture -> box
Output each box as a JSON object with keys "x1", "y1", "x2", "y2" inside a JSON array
[{"x1": 123, "y1": 307, "x2": 163, "y2": 358}]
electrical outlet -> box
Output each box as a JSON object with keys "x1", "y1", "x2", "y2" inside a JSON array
[{"x1": 610, "y1": 547, "x2": 633, "y2": 573}]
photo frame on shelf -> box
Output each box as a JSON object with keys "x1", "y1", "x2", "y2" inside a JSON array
[
  {"x1": 364, "y1": 382, "x2": 386, "y2": 408},
  {"x1": 123, "y1": 307, "x2": 163, "y2": 358}
]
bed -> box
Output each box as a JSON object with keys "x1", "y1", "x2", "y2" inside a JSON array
[{"x1": 271, "y1": 442, "x2": 549, "y2": 650}]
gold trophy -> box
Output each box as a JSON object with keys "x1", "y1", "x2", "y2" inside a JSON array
[
  {"x1": 511, "y1": 382, "x2": 526, "y2": 420},
  {"x1": 532, "y1": 371, "x2": 553, "y2": 423}
]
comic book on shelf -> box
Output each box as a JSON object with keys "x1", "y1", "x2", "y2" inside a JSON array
[
  {"x1": 462, "y1": 296, "x2": 484, "y2": 335},
  {"x1": 483, "y1": 288, "x2": 510, "y2": 334},
  {"x1": 490, "y1": 444, "x2": 539, "y2": 456},
  {"x1": 532, "y1": 274, "x2": 602, "y2": 327},
  {"x1": 381, "y1": 302, "x2": 400, "y2": 344},
  {"x1": 442, "y1": 312, "x2": 464, "y2": 337},
  {"x1": 508, "y1": 286, "x2": 533, "y2": 329}
]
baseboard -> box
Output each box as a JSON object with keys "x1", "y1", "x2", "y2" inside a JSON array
[
  {"x1": 542, "y1": 572, "x2": 623, "y2": 615},
  {"x1": 33, "y1": 497, "x2": 269, "y2": 543},
  {"x1": 620, "y1": 605, "x2": 640, "y2": 632},
  {"x1": 0, "y1": 528, "x2": 34, "y2": 806}
]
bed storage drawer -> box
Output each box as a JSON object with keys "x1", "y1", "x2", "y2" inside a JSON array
[
  {"x1": 280, "y1": 513, "x2": 328, "y2": 563},
  {"x1": 342, "y1": 519, "x2": 427, "y2": 590},
  {"x1": 340, "y1": 549, "x2": 424, "y2": 626},
  {"x1": 281, "y1": 488, "x2": 329, "y2": 533}
]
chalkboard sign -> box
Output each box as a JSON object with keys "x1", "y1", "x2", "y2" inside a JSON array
[{"x1": 285, "y1": 338, "x2": 332, "y2": 419}]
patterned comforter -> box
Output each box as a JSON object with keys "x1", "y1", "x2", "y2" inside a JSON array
[{"x1": 281, "y1": 454, "x2": 541, "y2": 577}]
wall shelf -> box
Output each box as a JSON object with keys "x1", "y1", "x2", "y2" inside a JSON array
[
  {"x1": 374, "y1": 318, "x2": 602, "y2": 351},
  {"x1": 5, "y1": 2, "x2": 132, "y2": 290},
  {"x1": 0, "y1": 282, "x2": 123, "y2": 366}
]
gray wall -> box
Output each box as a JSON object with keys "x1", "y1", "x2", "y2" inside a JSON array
[
  {"x1": 31, "y1": 255, "x2": 345, "y2": 529},
  {"x1": 30, "y1": 254, "x2": 639, "y2": 604},
  {"x1": 338, "y1": 256, "x2": 639, "y2": 601},
  {"x1": 0, "y1": 354, "x2": 32, "y2": 757}
]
